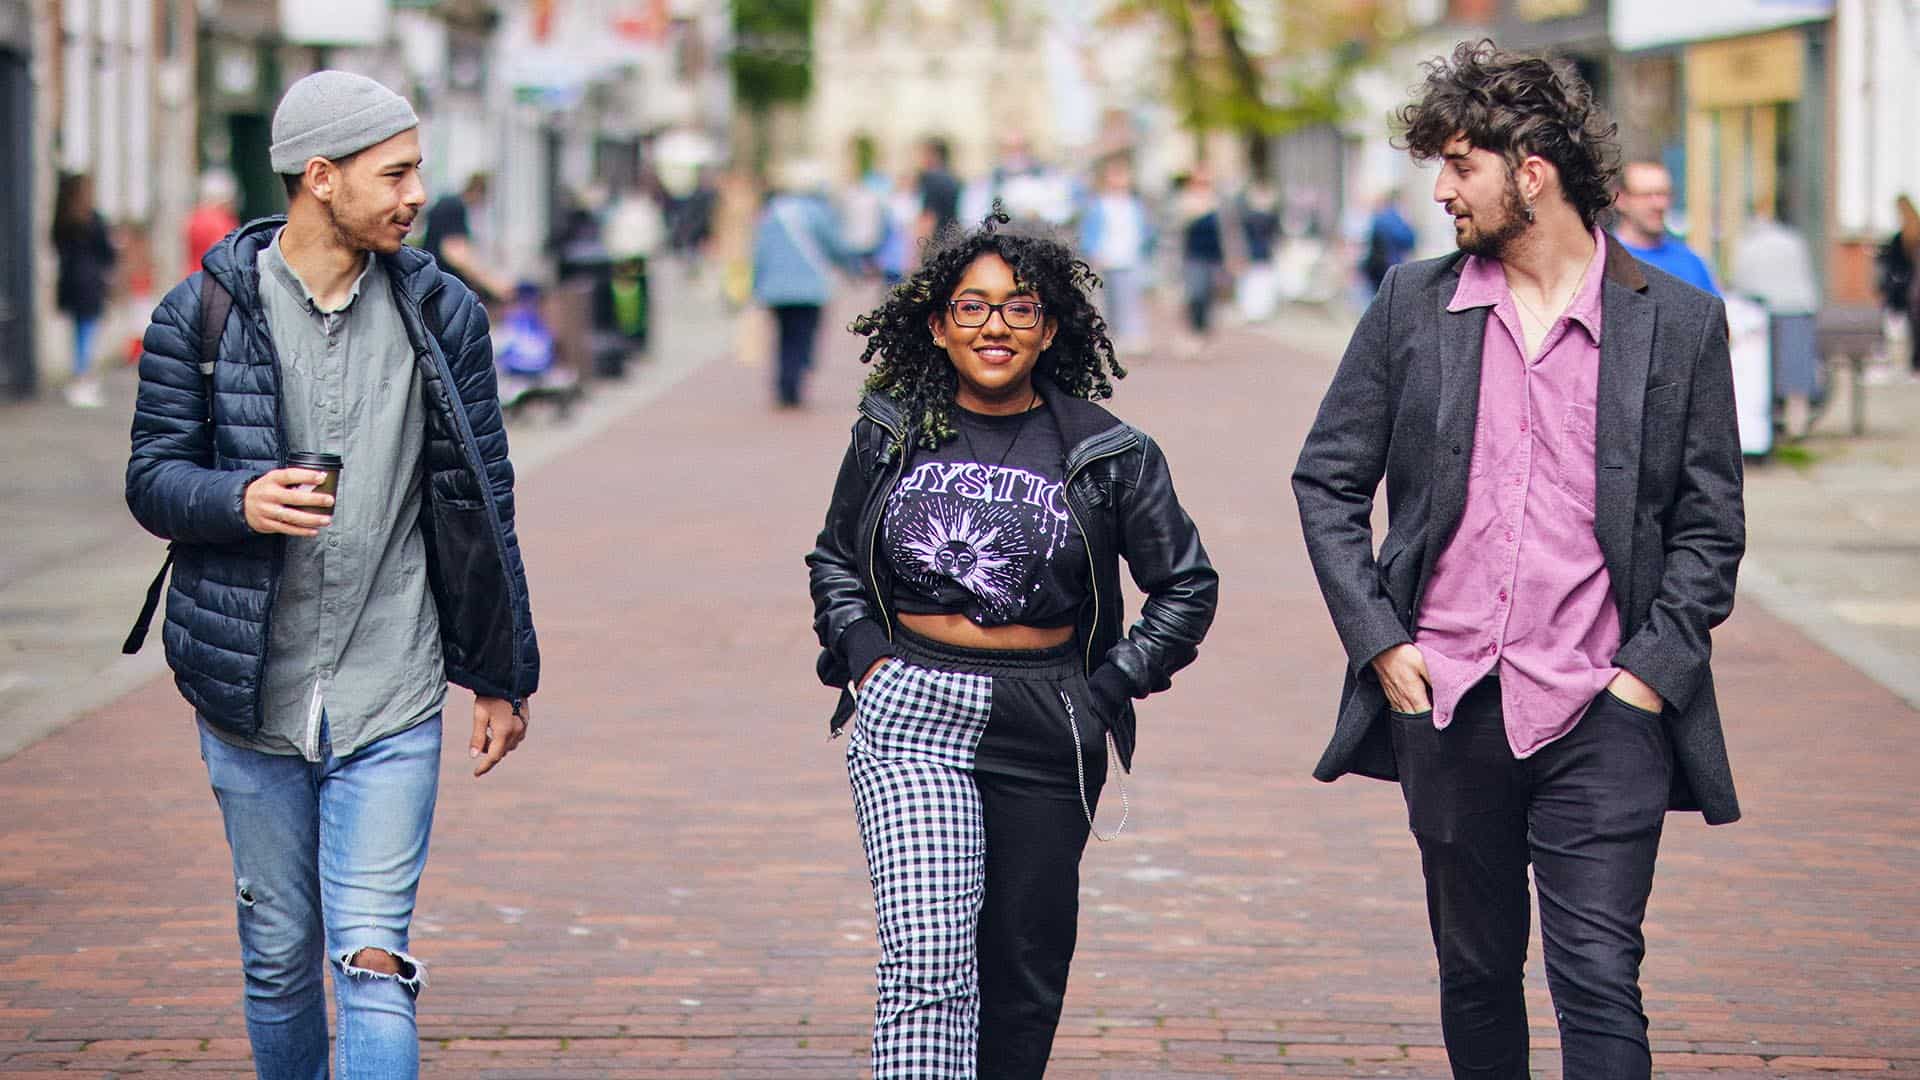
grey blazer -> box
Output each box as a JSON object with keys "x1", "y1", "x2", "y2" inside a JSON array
[{"x1": 1291, "y1": 235, "x2": 1746, "y2": 824}]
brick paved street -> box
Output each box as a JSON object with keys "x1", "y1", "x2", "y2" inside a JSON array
[{"x1": 3, "y1": 300, "x2": 1918, "y2": 1077}]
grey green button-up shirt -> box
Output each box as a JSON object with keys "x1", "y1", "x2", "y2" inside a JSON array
[{"x1": 208, "y1": 232, "x2": 445, "y2": 760}]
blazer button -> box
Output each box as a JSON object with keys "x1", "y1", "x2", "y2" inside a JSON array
[{"x1": 1451, "y1": 444, "x2": 1462, "y2": 455}]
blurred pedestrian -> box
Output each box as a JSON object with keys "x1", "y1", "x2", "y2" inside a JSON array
[
  {"x1": 1295, "y1": 43, "x2": 1745, "y2": 1080},
  {"x1": 876, "y1": 166, "x2": 921, "y2": 286},
  {"x1": 423, "y1": 172, "x2": 512, "y2": 302},
  {"x1": 1079, "y1": 156, "x2": 1155, "y2": 357},
  {"x1": 751, "y1": 161, "x2": 842, "y2": 407},
  {"x1": 669, "y1": 164, "x2": 719, "y2": 263},
  {"x1": 1730, "y1": 208, "x2": 1822, "y2": 437},
  {"x1": 185, "y1": 170, "x2": 240, "y2": 270},
  {"x1": 1235, "y1": 174, "x2": 1284, "y2": 322},
  {"x1": 810, "y1": 209, "x2": 1217, "y2": 1078},
  {"x1": 1174, "y1": 164, "x2": 1227, "y2": 352},
  {"x1": 1613, "y1": 160, "x2": 1719, "y2": 296},
  {"x1": 837, "y1": 134, "x2": 891, "y2": 278},
  {"x1": 711, "y1": 166, "x2": 761, "y2": 307},
  {"x1": 51, "y1": 172, "x2": 116, "y2": 407},
  {"x1": 1359, "y1": 189, "x2": 1416, "y2": 299},
  {"x1": 124, "y1": 70, "x2": 539, "y2": 1080},
  {"x1": 915, "y1": 136, "x2": 962, "y2": 249},
  {"x1": 1875, "y1": 194, "x2": 1919, "y2": 374},
  {"x1": 963, "y1": 132, "x2": 1075, "y2": 228}
]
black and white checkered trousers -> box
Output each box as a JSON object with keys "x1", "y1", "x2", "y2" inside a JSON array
[{"x1": 847, "y1": 656, "x2": 996, "y2": 1078}]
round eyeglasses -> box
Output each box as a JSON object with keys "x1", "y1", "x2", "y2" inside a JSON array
[{"x1": 947, "y1": 298, "x2": 1044, "y2": 330}]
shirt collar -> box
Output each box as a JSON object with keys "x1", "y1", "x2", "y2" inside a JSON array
[
  {"x1": 263, "y1": 228, "x2": 376, "y2": 316},
  {"x1": 1447, "y1": 224, "x2": 1610, "y2": 342}
]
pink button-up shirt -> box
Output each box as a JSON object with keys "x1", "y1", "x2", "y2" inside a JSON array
[{"x1": 1414, "y1": 227, "x2": 1621, "y2": 757}]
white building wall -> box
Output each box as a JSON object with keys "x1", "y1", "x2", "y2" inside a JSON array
[{"x1": 1833, "y1": 0, "x2": 1920, "y2": 237}]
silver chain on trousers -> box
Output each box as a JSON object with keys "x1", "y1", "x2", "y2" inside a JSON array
[{"x1": 1057, "y1": 690, "x2": 1128, "y2": 841}]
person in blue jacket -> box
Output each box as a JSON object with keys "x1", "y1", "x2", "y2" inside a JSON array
[
  {"x1": 1613, "y1": 160, "x2": 1720, "y2": 296},
  {"x1": 753, "y1": 160, "x2": 846, "y2": 408},
  {"x1": 124, "y1": 71, "x2": 538, "y2": 1079}
]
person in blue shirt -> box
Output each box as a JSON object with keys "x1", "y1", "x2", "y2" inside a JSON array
[{"x1": 1613, "y1": 161, "x2": 1719, "y2": 296}]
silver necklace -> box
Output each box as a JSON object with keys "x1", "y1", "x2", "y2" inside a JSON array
[{"x1": 957, "y1": 389, "x2": 1040, "y2": 471}]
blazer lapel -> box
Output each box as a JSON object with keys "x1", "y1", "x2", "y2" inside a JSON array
[
  {"x1": 1595, "y1": 236, "x2": 1653, "y2": 611},
  {"x1": 1424, "y1": 267, "x2": 1487, "y2": 585}
]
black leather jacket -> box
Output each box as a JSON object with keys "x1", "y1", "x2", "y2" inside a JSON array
[{"x1": 807, "y1": 383, "x2": 1218, "y2": 771}]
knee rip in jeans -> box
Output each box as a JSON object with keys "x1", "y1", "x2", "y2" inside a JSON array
[{"x1": 334, "y1": 946, "x2": 427, "y2": 995}]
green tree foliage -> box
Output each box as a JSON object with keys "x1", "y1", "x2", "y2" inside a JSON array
[
  {"x1": 731, "y1": 0, "x2": 813, "y2": 174},
  {"x1": 1106, "y1": 0, "x2": 1401, "y2": 167}
]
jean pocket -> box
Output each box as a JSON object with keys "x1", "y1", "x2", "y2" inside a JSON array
[{"x1": 1601, "y1": 687, "x2": 1662, "y2": 719}]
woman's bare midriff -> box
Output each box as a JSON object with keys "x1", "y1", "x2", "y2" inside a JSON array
[{"x1": 897, "y1": 612, "x2": 1074, "y2": 651}]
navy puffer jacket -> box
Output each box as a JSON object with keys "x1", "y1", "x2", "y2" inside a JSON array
[{"x1": 126, "y1": 217, "x2": 540, "y2": 735}]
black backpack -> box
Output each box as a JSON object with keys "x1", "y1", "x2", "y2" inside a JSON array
[{"x1": 123, "y1": 277, "x2": 233, "y2": 654}]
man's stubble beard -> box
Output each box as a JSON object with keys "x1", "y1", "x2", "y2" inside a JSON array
[
  {"x1": 1458, "y1": 168, "x2": 1533, "y2": 260},
  {"x1": 325, "y1": 178, "x2": 402, "y2": 256}
]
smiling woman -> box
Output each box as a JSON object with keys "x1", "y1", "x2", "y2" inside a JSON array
[{"x1": 809, "y1": 209, "x2": 1219, "y2": 1078}]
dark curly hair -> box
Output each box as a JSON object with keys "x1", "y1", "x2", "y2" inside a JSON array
[
  {"x1": 850, "y1": 209, "x2": 1123, "y2": 450},
  {"x1": 1396, "y1": 40, "x2": 1620, "y2": 229}
]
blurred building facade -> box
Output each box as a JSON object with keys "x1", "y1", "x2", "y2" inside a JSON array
[
  {"x1": 808, "y1": 1, "x2": 1073, "y2": 185},
  {"x1": 14, "y1": 0, "x2": 730, "y2": 398},
  {"x1": 2, "y1": 0, "x2": 34, "y2": 396},
  {"x1": 1830, "y1": 0, "x2": 1920, "y2": 302}
]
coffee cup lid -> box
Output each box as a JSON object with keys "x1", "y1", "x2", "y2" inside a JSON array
[{"x1": 287, "y1": 451, "x2": 343, "y2": 469}]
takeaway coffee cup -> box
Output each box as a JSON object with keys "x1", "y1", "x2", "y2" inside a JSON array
[{"x1": 285, "y1": 451, "x2": 342, "y2": 502}]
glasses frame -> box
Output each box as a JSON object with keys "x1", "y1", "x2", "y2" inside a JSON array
[{"x1": 945, "y1": 298, "x2": 1046, "y2": 330}]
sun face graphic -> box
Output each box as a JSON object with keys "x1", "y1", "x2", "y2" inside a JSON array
[{"x1": 892, "y1": 497, "x2": 1034, "y2": 616}]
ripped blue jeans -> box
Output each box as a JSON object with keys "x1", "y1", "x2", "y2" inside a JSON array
[{"x1": 199, "y1": 715, "x2": 441, "y2": 1079}]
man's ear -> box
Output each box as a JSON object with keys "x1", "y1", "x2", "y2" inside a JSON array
[{"x1": 305, "y1": 158, "x2": 337, "y2": 204}]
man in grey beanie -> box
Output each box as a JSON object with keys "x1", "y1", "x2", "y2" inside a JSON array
[{"x1": 126, "y1": 69, "x2": 539, "y2": 1078}]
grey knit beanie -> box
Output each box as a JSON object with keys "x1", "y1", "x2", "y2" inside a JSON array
[{"x1": 270, "y1": 71, "x2": 419, "y2": 175}]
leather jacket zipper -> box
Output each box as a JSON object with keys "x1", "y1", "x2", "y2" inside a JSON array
[{"x1": 1063, "y1": 432, "x2": 1137, "y2": 675}]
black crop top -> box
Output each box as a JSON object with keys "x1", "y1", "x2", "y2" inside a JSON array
[{"x1": 882, "y1": 404, "x2": 1089, "y2": 628}]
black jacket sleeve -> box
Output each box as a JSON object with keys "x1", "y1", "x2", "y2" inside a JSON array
[
  {"x1": 1290, "y1": 265, "x2": 1412, "y2": 676},
  {"x1": 806, "y1": 421, "x2": 888, "y2": 688},
  {"x1": 1100, "y1": 433, "x2": 1219, "y2": 698}
]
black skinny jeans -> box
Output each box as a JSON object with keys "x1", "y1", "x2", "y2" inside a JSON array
[{"x1": 1390, "y1": 676, "x2": 1673, "y2": 1080}]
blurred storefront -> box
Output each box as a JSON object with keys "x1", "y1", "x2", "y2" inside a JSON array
[
  {"x1": 1829, "y1": 0, "x2": 1920, "y2": 303},
  {"x1": 2, "y1": 0, "x2": 35, "y2": 397},
  {"x1": 36, "y1": 0, "x2": 199, "y2": 391},
  {"x1": 1610, "y1": 0, "x2": 1834, "y2": 281}
]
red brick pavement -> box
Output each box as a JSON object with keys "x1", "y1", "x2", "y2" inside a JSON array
[{"x1": 2, "y1": 310, "x2": 1917, "y2": 1077}]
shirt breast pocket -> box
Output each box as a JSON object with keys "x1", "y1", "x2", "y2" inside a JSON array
[{"x1": 1558, "y1": 402, "x2": 1598, "y2": 513}]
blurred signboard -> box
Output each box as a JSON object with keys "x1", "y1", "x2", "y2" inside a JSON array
[
  {"x1": 281, "y1": 0, "x2": 391, "y2": 46},
  {"x1": 1611, "y1": 0, "x2": 1833, "y2": 50},
  {"x1": 1518, "y1": 0, "x2": 1590, "y2": 19}
]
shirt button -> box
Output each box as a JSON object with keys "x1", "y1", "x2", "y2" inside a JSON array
[
  {"x1": 1519, "y1": 422, "x2": 1528, "y2": 433},
  {"x1": 1505, "y1": 532, "x2": 1514, "y2": 542},
  {"x1": 1498, "y1": 590, "x2": 1508, "y2": 603}
]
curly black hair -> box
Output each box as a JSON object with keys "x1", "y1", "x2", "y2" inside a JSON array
[
  {"x1": 1396, "y1": 40, "x2": 1620, "y2": 229},
  {"x1": 849, "y1": 209, "x2": 1123, "y2": 450}
]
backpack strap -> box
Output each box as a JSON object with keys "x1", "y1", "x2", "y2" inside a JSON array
[
  {"x1": 124, "y1": 275, "x2": 233, "y2": 655},
  {"x1": 196, "y1": 275, "x2": 232, "y2": 419}
]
